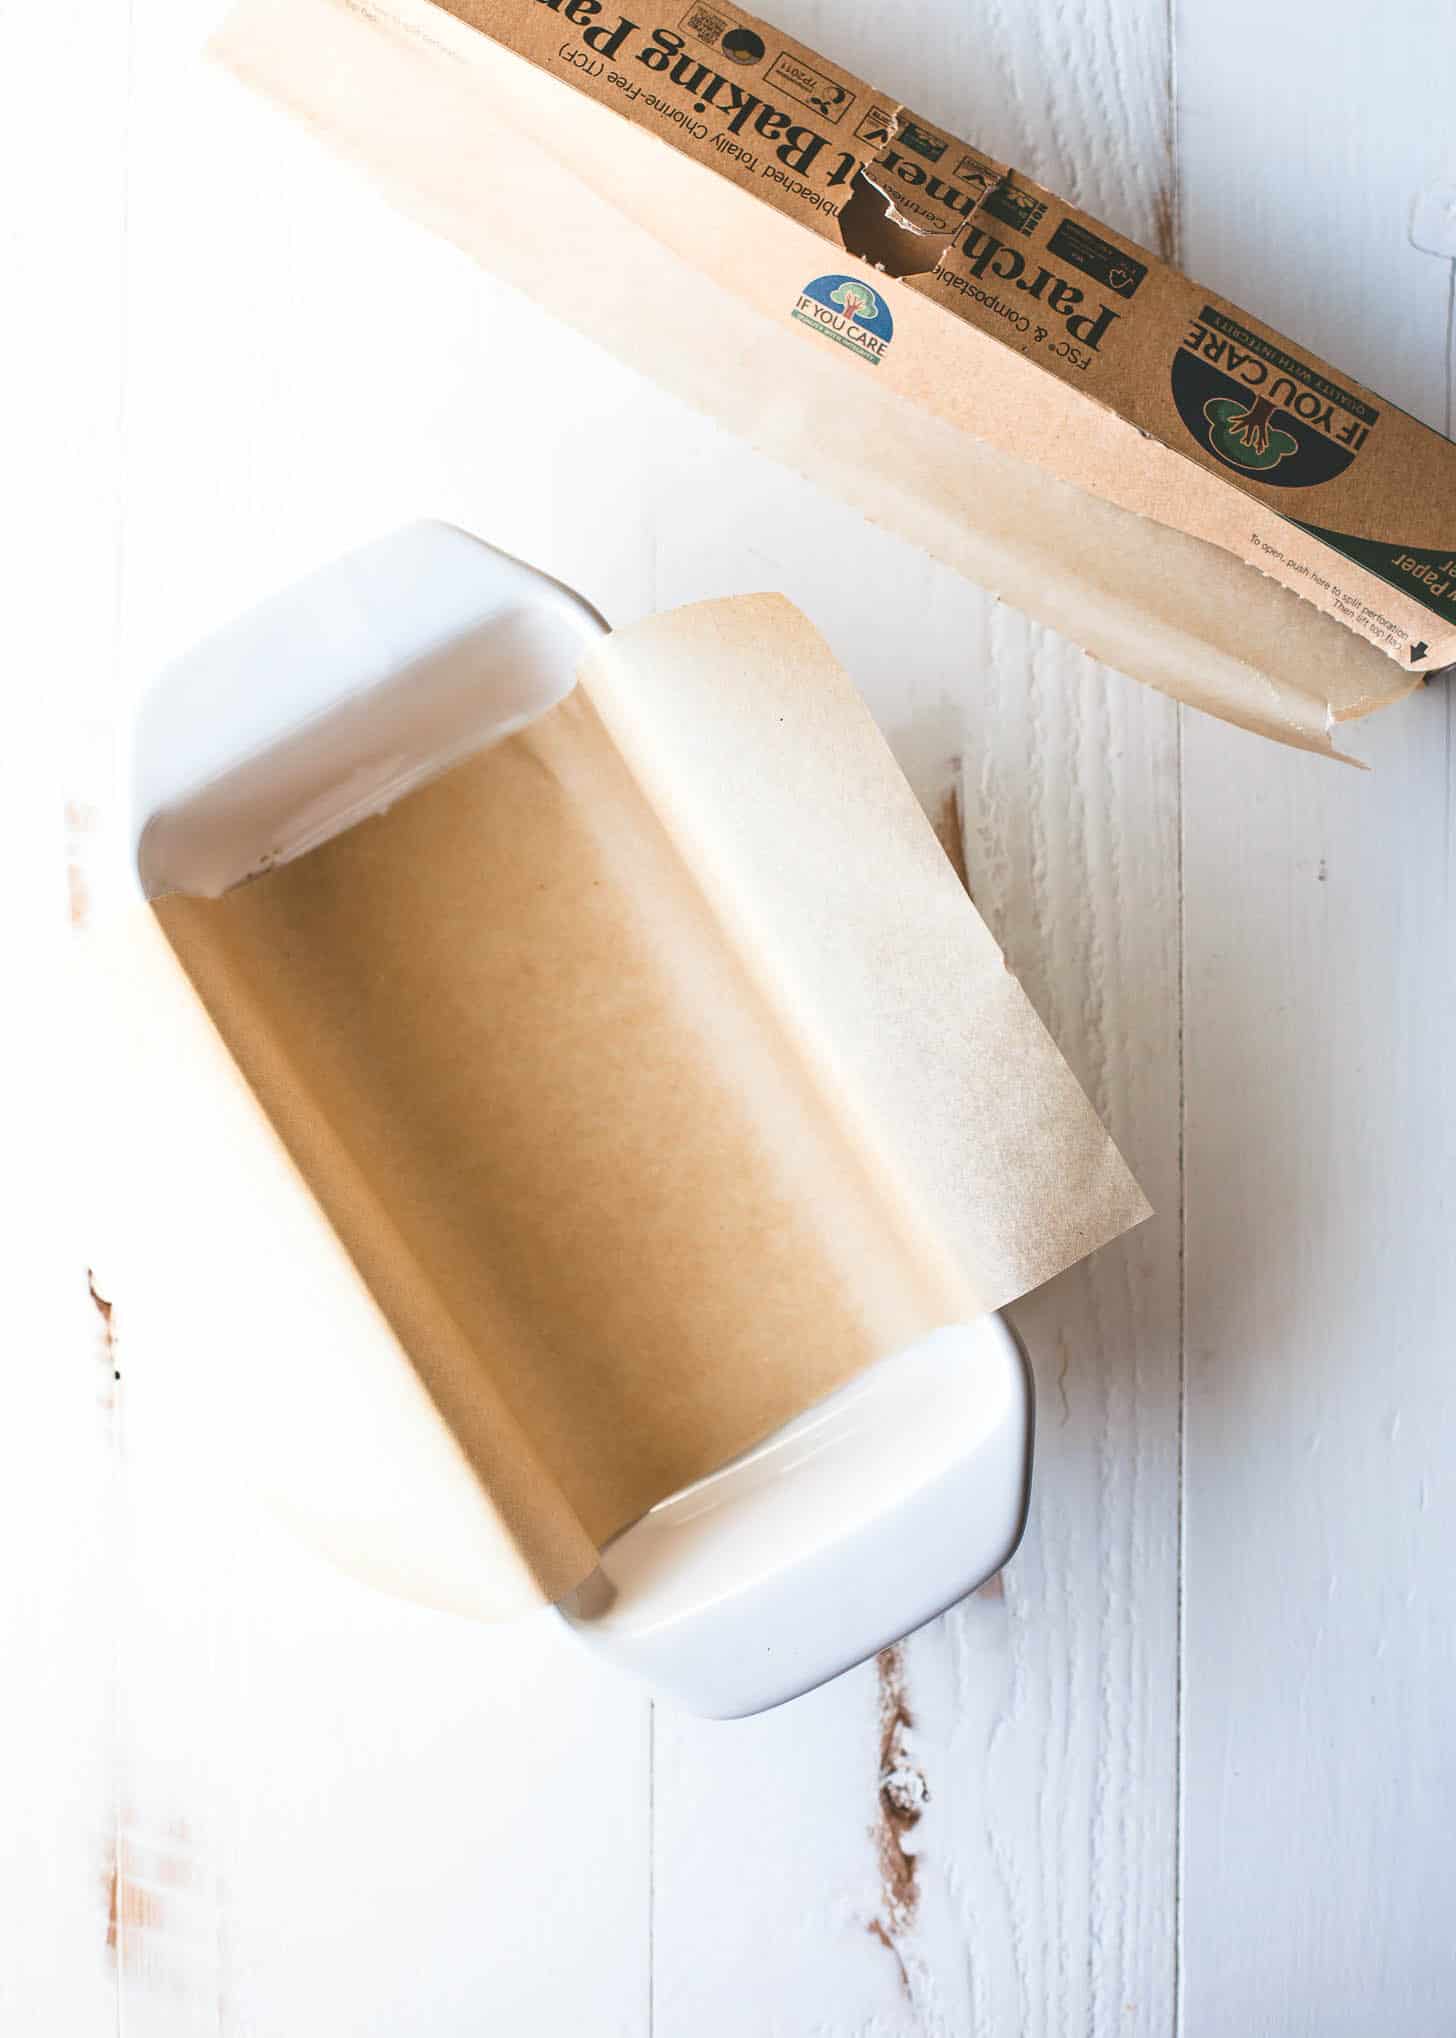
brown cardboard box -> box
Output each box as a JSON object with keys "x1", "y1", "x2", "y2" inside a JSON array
[{"x1": 216, "y1": 0, "x2": 1456, "y2": 756}]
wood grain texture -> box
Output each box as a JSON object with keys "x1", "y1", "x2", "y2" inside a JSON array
[
  {"x1": 22, "y1": 0, "x2": 1456, "y2": 2031},
  {"x1": 0, "y1": 5, "x2": 127, "y2": 2032},
  {"x1": 643, "y1": 2, "x2": 1184, "y2": 2026},
  {"x1": 1178, "y1": 3, "x2": 1456, "y2": 2030},
  {"x1": 83, "y1": 5, "x2": 658, "y2": 2032}
]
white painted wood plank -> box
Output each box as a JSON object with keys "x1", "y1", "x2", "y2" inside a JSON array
[
  {"x1": 1182, "y1": 696, "x2": 1456, "y2": 2038},
  {"x1": 0, "y1": 874, "x2": 119, "y2": 2038},
  {"x1": 0, "y1": 3, "x2": 127, "y2": 2030},
  {"x1": 1178, "y1": 3, "x2": 1456, "y2": 2030},
  {"x1": 94, "y1": 5, "x2": 665, "y2": 2030},
  {"x1": 647, "y1": 1, "x2": 1185, "y2": 2028}
]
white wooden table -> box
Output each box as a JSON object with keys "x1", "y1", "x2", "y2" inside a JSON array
[{"x1": 7, "y1": 1, "x2": 1455, "y2": 2031}]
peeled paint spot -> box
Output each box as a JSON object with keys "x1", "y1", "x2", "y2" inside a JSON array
[
  {"x1": 933, "y1": 782, "x2": 970, "y2": 895},
  {"x1": 869, "y1": 1642, "x2": 928, "y2": 1978}
]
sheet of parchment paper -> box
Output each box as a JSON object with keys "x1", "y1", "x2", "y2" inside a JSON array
[{"x1": 143, "y1": 596, "x2": 1148, "y2": 1611}]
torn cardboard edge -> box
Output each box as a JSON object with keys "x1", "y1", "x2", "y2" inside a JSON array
[
  {"x1": 127, "y1": 583, "x2": 1147, "y2": 1616},
  {"x1": 212, "y1": 0, "x2": 1455, "y2": 757},
  {"x1": 841, "y1": 167, "x2": 955, "y2": 281}
]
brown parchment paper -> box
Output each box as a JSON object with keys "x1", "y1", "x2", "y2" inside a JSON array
[
  {"x1": 210, "y1": 0, "x2": 1447, "y2": 756},
  {"x1": 152, "y1": 596, "x2": 1147, "y2": 1609}
]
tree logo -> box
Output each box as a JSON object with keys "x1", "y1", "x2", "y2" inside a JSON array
[
  {"x1": 790, "y1": 273, "x2": 895, "y2": 367},
  {"x1": 1170, "y1": 306, "x2": 1379, "y2": 490},
  {"x1": 828, "y1": 278, "x2": 882, "y2": 325},
  {"x1": 1202, "y1": 395, "x2": 1299, "y2": 473}
]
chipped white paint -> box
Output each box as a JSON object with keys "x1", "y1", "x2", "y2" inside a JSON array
[
  {"x1": 10, "y1": 1, "x2": 1455, "y2": 2035},
  {"x1": 1410, "y1": 180, "x2": 1456, "y2": 261},
  {"x1": 1408, "y1": 185, "x2": 1456, "y2": 442}
]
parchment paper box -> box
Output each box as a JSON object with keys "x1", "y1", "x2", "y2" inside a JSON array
[
  {"x1": 215, "y1": 0, "x2": 1456, "y2": 757},
  {"x1": 113, "y1": 525, "x2": 1147, "y2": 1713}
]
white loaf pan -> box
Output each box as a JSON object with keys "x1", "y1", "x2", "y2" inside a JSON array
[{"x1": 130, "y1": 521, "x2": 1032, "y2": 1717}]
